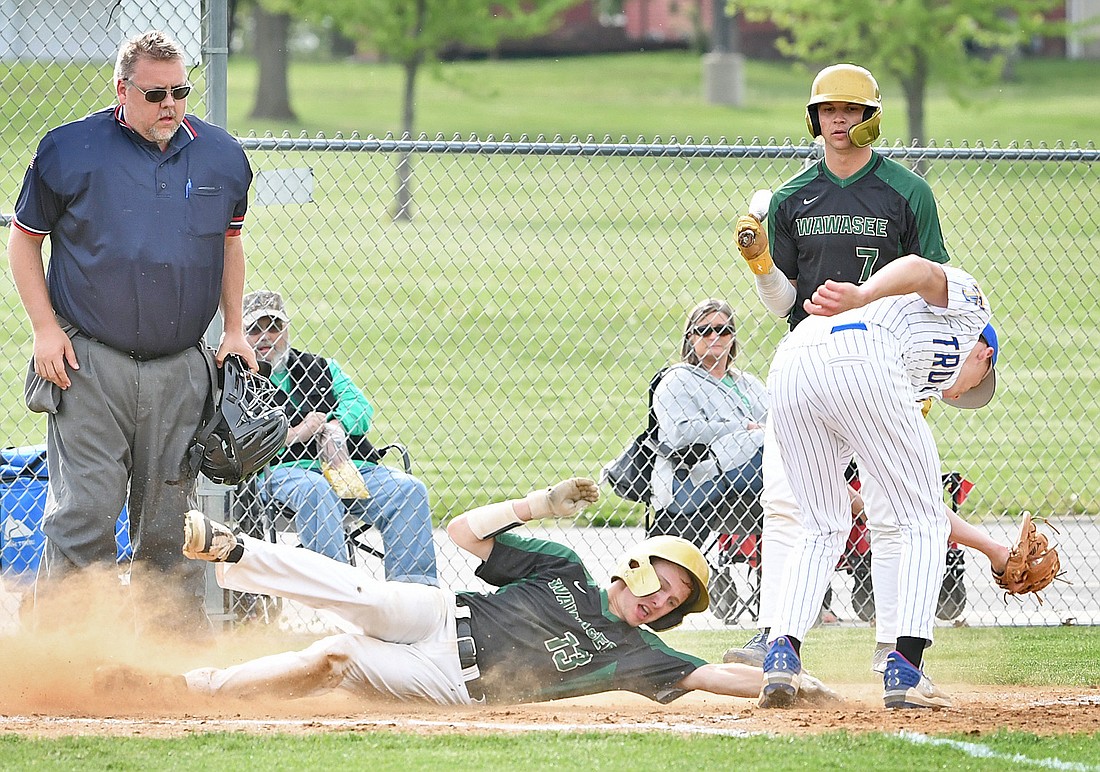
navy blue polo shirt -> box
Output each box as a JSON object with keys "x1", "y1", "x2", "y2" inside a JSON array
[{"x1": 13, "y1": 106, "x2": 252, "y2": 359}]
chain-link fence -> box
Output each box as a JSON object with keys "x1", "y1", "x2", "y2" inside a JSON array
[{"x1": 2, "y1": 2, "x2": 1098, "y2": 635}]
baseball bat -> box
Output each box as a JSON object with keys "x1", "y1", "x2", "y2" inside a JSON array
[{"x1": 737, "y1": 189, "x2": 773, "y2": 248}]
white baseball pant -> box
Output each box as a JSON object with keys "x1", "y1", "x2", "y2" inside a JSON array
[
  {"x1": 767, "y1": 325, "x2": 949, "y2": 645},
  {"x1": 184, "y1": 535, "x2": 474, "y2": 704},
  {"x1": 758, "y1": 417, "x2": 902, "y2": 645}
]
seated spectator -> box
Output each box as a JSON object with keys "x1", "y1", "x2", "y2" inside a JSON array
[
  {"x1": 241, "y1": 290, "x2": 437, "y2": 586},
  {"x1": 649, "y1": 299, "x2": 767, "y2": 547}
]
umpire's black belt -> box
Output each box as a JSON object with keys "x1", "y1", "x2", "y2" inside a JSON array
[
  {"x1": 63, "y1": 316, "x2": 193, "y2": 362},
  {"x1": 454, "y1": 601, "x2": 485, "y2": 701}
]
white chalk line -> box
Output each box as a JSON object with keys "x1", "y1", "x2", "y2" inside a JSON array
[
  {"x1": 897, "y1": 731, "x2": 1098, "y2": 771},
  {"x1": 1029, "y1": 695, "x2": 1100, "y2": 707}
]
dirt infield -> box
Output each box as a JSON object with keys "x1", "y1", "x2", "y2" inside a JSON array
[
  {"x1": 2, "y1": 684, "x2": 1098, "y2": 739},
  {"x1": 1, "y1": 588, "x2": 1095, "y2": 740}
]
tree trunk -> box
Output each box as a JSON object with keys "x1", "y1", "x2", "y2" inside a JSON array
[
  {"x1": 393, "y1": 58, "x2": 420, "y2": 221},
  {"x1": 227, "y1": 0, "x2": 241, "y2": 49},
  {"x1": 393, "y1": 0, "x2": 427, "y2": 222},
  {"x1": 900, "y1": 52, "x2": 929, "y2": 175},
  {"x1": 249, "y1": 5, "x2": 296, "y2": 121},
  {"x1": 329, "y1": 28, "x2": 357, "y2": 58}
]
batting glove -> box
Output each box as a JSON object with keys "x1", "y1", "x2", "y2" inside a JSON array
[
  {"x1": 526, "y1": 477, "x2": 600, "y2": 519},
  {"x1": 735, "y1": 215, "x2": 775, "y2": 276}
]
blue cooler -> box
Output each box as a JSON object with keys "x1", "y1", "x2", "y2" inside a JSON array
[{"x1": 0, "y1": 445, "x2": 131, "y2": 583}]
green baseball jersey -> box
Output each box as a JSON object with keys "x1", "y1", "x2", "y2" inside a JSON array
[
  {"x1": 770, "y1": 151, "x2": 950, "y2": 329},
  {"x1": 456, "y1": 533, "x2": 706, "y2": 704}
]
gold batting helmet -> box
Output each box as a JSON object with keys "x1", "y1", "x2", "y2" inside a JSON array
[
  {"x1": 612, "y1": 535, "x2": 710, "y2": 631},
  {"x1": 805, "y1": 63, "x2": 882, "y2": 148}
]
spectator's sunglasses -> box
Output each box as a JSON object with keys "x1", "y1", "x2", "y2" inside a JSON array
[
  {"x1": 690, "y1": 324, "x2": 735, "y2": 338},
  {"x1": 247, "y1": 319, "x2": 286, "y2": 337},
  {"x1": 126, "y1": 79, "x2": 192, "y2": 103}
]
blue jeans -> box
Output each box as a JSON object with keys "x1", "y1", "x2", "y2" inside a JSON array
[
  {"x1": 655, "y1": 448, "x2": 764, "y2": 548},
  {"x1": 264, "y1": 464, "x2": 438, "y2": 586}
]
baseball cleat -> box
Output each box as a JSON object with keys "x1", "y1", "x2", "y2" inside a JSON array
[
  {"x1": 883, "y1": 652, "x2": 953, "y2": 709},
  {"x1": 758, "y1": 636, "x2": 802, "y2": 708},
  {"x1": 723, "y1": 629, "x2": 768, "y2": 667},
  {"x1": 871, "y1": 642, "x2": 893, "y2": 674},
  {"x1": 93, "y1": 665, "x2": 189, "y2": 699},
  {"x1": 183, "y1": 510, "x2": 239, "y2": 562}
]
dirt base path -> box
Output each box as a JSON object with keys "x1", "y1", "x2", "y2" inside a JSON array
[{"x1": 2, "y1": 684, "x2": 1097, "y2": 739}]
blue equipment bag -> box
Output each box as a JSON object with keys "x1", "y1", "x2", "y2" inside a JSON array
[{"x1": 0, "y1": 445, "x2": 131, "y2": 583}]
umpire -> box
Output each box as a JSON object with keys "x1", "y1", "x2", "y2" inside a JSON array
[{"x1": 7, "y1": 30, "x2": 255, "y2": 633}]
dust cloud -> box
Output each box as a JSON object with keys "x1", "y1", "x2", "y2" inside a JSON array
[{"x1": 0, "y1": 565, "x2": 345, "y2": 717}]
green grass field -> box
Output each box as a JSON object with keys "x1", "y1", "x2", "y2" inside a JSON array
[
  {"x1": 0, "y1": 730, "x2": 1095, "y2": 771},
  {"x1": 1, "y1": 53, "x2": 1098, "y2": 524},
  {"x1": 219, "y1": 53, "x2": 1100, "y2": 146},
  {"x1": 667, "y1": 625, "x2": 1100, "y2": 687}
]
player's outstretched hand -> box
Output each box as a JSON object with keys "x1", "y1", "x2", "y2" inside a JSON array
[
  {"x1": 803, "y1": 279, "x2": 870, "y2": 317},
  {"x1": 527, "y1": 477, "x2": 600, "y2": 519}
]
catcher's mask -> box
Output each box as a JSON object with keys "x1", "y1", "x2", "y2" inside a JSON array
[
  {"x1": 612, "y1": 535, "x2": 710, "y2": 631},
  {"x1": 188, "y1": 354, "x2": 288, "y2": 485},
  {"x1": 805, "y1": 63, "x2": 882, "y2": 148}
]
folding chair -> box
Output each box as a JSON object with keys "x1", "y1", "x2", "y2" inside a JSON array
[
  {"x1": 225, "y1": 442, "x2": 412, "y2": 624},
  {"x1": 645, "y1": 447, "x2": 764, "y2": 626}
]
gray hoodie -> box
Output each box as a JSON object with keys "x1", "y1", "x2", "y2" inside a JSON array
[{"x1": 650, "y1": 363, "x2": 768, "y2": 511}]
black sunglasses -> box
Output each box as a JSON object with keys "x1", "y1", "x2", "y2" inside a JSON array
[
  {"x1": 690, "y1": 324, "x2": 735, "y2": 338},
  {"x1": 246, "y1": 319, "x2": 286, "y2": 336},
  {"x1": 127, "y1": 79, "x2": 192, "y2": 103}
]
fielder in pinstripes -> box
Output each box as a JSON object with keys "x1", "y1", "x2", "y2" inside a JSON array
[
  {"x1": 758, "y1": 255, "x2": 998, "y2": 709},
  {"x1": 728, "y1": 62, "x2": 1013, "y2": 674}
]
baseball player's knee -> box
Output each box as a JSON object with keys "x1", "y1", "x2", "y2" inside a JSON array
[
  {"x1": 314, "y1": 633, "x2": 358, "y2": 658},
  {"x1": 760, "y1": 487, "x2": 799, "y2": 520},
  {"x1": 314, "y1": 651, "x2": 351, "y2": 689},
  {"x1": 761, "y1": 508, "x2": 803, "y2": 546},
  {"x1": 865, "y1": 517, "x2": 901, "y2": 538},
  {"x1": 867, "y1": 527, "x2": 903, "y2": 555},
  {"x1": 807, "y1": 528, "x2": 847, "y2": 553},
  {"x1": 299, "y1": 636, "x2": 355, "y2": 688}
]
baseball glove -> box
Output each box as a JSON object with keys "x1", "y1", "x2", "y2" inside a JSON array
[{"x1": 991, "y1": 512, "x2": 1060, "y2": 600}]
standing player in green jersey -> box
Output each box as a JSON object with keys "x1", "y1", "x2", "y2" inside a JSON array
[
  {"x1": 754, "y1": 63, "x2": 950, "y2": 329},
  {"x1": 728, "y1": 63, "x2": 960, "y2": 675}
]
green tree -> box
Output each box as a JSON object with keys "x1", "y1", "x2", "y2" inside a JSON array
[
  {"x1": 729, "y1": 0, "x2": 1060, "y2": 145},
  {"x1": 304, "y1": 0, "x2": 580, "y2": 219}
]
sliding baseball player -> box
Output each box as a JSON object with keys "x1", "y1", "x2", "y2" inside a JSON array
[{"x1": 98, "y1": 479, "x2": 838, "y2": 706}]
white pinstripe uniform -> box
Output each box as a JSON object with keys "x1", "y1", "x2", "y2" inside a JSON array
[{"x1": 768, "y1": 265, "x2": 991, "y2": 644}]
